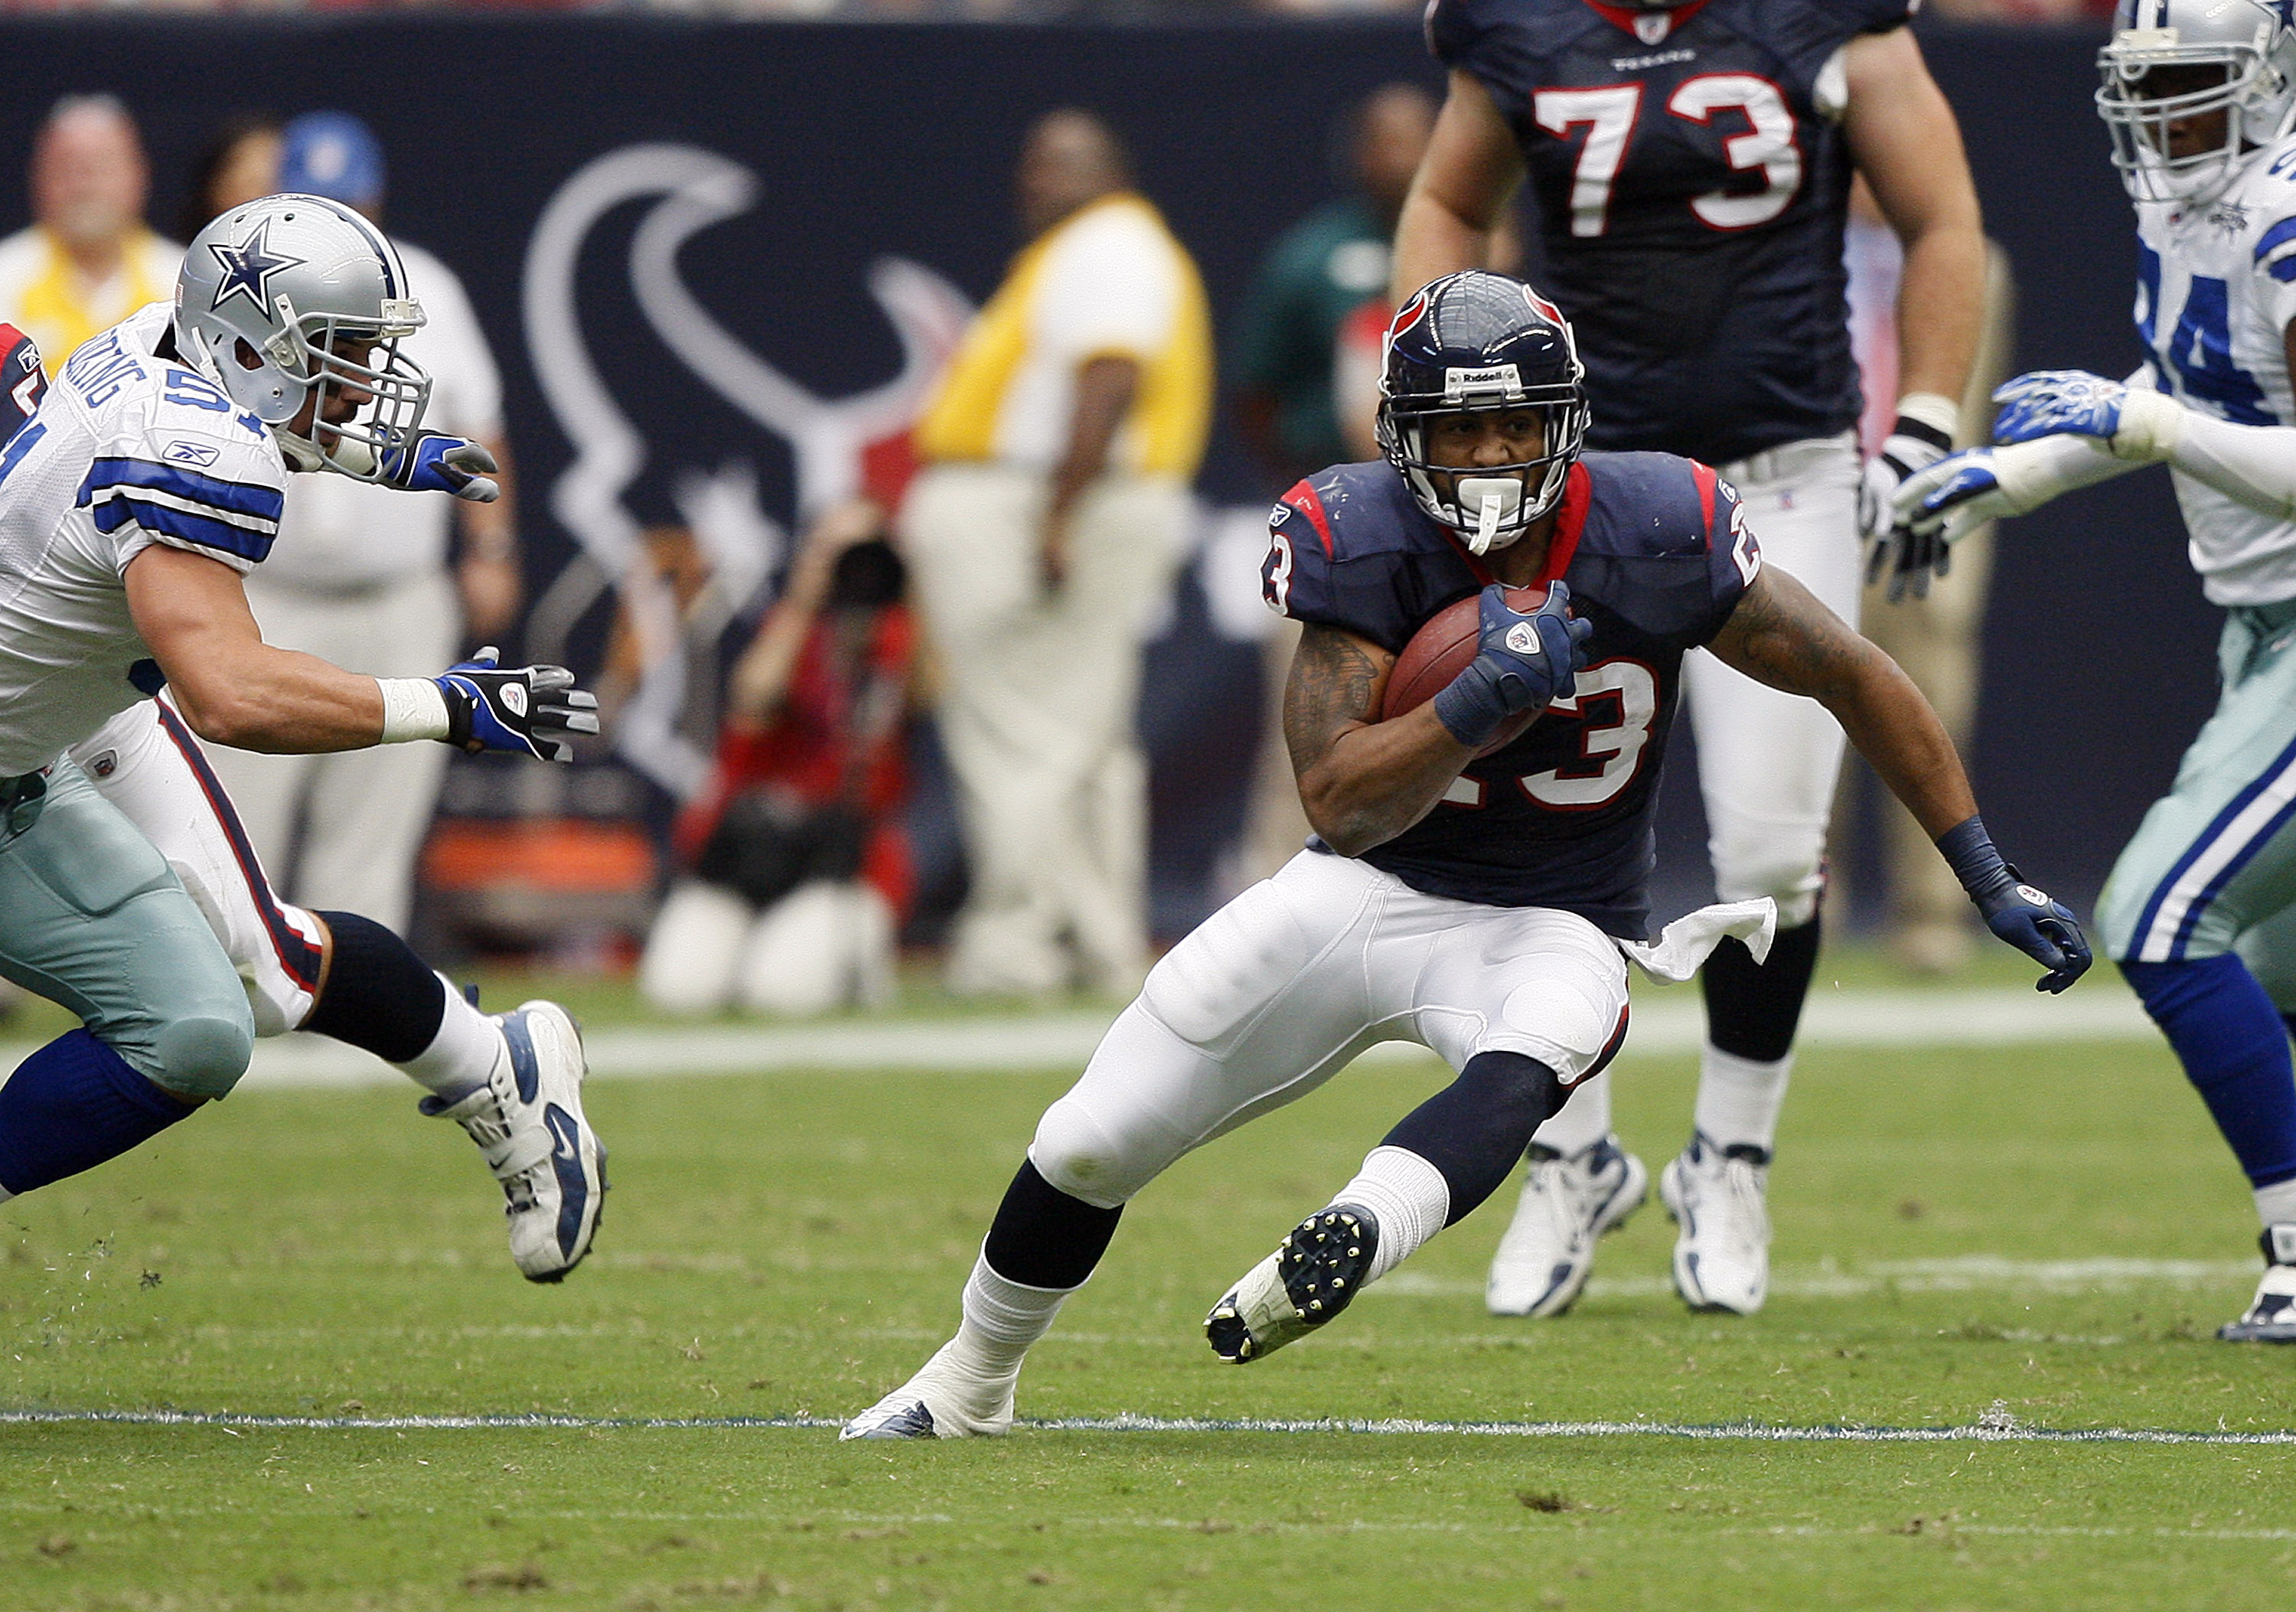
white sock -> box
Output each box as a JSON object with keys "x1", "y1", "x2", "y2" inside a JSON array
[
  {"x1": 1531, "y1": 1070, "x2": 1614, "y2": 1156},
  {"x1": 1333, "y1": 1145, "x2": 1451, "y2": 1283},
  {"x1": 2255, "y1": 1179, "x2": 2296, "y2": 1234},
  {"x1": 1694, "y1": 1044, "x2": 1792, "y2": 1156},
  {"x1": 403, "y1": 976, "x2": 506, "y2": 1101},
  {"x1": 945, "y1": 1254, "x2": 1071, "y2": 1383}
]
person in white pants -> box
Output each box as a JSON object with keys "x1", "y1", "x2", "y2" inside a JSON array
[
  {"x1": 197, "y1": 113, "x2": 520, "y2": 935},
  {"x1": 901, "y1": 109, "x2": 1212, "y2": 999},
  {"x1": 1394, "y1": 0, "x2": 1988, "y2": 1317}
]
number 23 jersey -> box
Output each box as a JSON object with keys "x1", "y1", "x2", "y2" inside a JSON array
[
  {"x1": 1262, "y1": 454, "x2": 1758, "y2": 939},
  {"x1": 1425, "y1": 0, "x2": 1912, "y2": 467},
  {"x1": 2135, "y1": 139, "x2": 2296, "y2": 606}
]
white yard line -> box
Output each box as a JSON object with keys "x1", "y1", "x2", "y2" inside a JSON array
[
  {"x1": 1375, "y1": 1255, "x2": 2258, "y2": 1302},
  {"x1": 0, "y1": 1406, "x2": 2288, "y2": 1445},
  {"x1": 0, "y1": 985, "x2": 2157, "y2": 1092}
]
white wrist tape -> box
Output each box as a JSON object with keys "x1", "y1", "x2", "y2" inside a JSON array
[
  {"x1": 1988, "y1": 432, "x2": 2134, "y2": 513},
  {"x1": 1896, "y1": 391, "x2": 1962, "y2": 441},
  {"x1": 2109, "y1": 387, "x2": 2188, "y2": 462},
  {"x1": 377, "y1": 677, "x2": 452, "y2": 744}
]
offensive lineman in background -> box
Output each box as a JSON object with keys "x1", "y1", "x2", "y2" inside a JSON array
[
  {"x1": 1393, "y1": 0, "x2": 1988, "y2": 1317},
  {"x1": 0, "y1": 194, "x2": 606, "y2": 1280},
  {"x1": 1897, "y1": 0, "x2": 2296, "y2": 1340}
]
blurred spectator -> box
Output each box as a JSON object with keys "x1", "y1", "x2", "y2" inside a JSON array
[
  {"x1": 1232, "y1": 83, "x2": 1434, "y2": 488},
  {"x1": 1229, "y1": 84, "x2": 1433, "y2": 888},
  {"x1": 640, "y1": 500, "x2": 915, "y2": 1017},
  {"x1": 0, "y1": 95, "x2": 179, "y2": 364},
  {"x1": 174, "y1": 113, "x2": 282, "y2": 243},
  {"x1": 201, "y1": 111, "x2": 520, "y2": 935},
  {"x1": 904, "y1": 108, "x2": 1211, "y2": 997}
]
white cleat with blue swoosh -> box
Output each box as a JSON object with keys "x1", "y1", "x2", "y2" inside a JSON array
[{"x1": 423, "y1": 999, "x2": 607, "y2": 1282}]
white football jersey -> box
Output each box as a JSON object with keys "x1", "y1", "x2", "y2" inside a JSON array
[
  {"x1": 0, "y1": 302, "x2": 285, "y2": 777},
  {"x1": 2135, "y1": 135, "x2": 2296, "y2": 605}
]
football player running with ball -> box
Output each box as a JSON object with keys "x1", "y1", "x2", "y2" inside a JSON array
[
  {"x1": 1898, "y1": 0, "x2": 2296, "y2": 1342},
  {"x1": 843, "y1": 272, "x2": 2086, "y2": 1440},
  {"x1": 1392, "y1": 0, "x2": 1988, "y2": 1320},
  {"x1": 0, "y1": 194, "x2": 606, "y2": 1281}
]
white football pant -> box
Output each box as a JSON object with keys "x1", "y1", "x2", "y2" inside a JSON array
[
  {"x1": 1026, "y1": 849, "x2": 1630, "y2": 1210},
  {"x1": 69, "y1": 698, "x2": 328, "y2": 1037}
]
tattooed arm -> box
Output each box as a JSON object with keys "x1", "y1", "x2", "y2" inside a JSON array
[
  {"x1": 1706, "y1": 566, "x2": 1976, "y2": 837},
  {"x1": 1285, "y1": 624, "x2": 1479, "y2": 857}
]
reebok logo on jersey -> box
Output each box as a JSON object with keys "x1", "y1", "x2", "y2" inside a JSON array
[
  {"x1": 1444, "y1": 364, "x2": 1521, "y2": 401},
  {"x1": 164, "y1": 440, "x2": 220, "y2": 467}
]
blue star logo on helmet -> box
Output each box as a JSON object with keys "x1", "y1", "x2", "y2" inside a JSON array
[{"x1": 206, "y1": 221, "x2": 306, "y2": 318}]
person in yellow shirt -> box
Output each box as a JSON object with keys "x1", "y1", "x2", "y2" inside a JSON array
[
  {"x1": 905, "y1": 109, "x2": 1212, "y2": 998},
  {"x1": 0, "y1": 96, "x2": 181, "y2": 366}
]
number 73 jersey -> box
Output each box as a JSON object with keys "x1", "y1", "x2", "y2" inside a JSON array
[
  {"x1": 1426, "y1": 0, "x2": 1913, "y2": 468},
  {"x1": 1262, "y1": 454, "x2": 1758, "y2": 941},
  {"x1": 2135, "y1": 144, "x2": 2296, "y2": 605}
]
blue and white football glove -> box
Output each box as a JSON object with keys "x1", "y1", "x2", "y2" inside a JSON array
[
  {"x1": 380, "y1": 431, "x2": 501, "y2": 503},
  {"x1": 1936, "y1": 815, "x2": 2091, "y2": 994},
  {"x1": 436, "y1": 648, "x2": 598, "y2": 762},
  {"x1": 1430, "y1": 582, "x2": 1593, "y2": 749},
  {"x1": 1990, "y1": 370, "x2": 2126, "y2": 446}
]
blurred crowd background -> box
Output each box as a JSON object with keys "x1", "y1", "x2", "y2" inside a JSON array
[{"x1": 0, "y1": 10, "x2": 2197, "y2": 1017}]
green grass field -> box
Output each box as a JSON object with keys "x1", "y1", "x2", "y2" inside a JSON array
[{"x1": 5, "y1": 962, "x2": 2296, "y2": 1610}]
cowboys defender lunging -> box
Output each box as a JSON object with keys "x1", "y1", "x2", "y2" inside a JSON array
[
  {"x1": 0, "y1": 194, "x2": 606, "y2": 1279},
  {"x1": 843, "y1": 273, "x2": 2086, "y2": 1439},
  {"x1": 1900, "y1": 0, "x2": 2296, "y2": 1341}
]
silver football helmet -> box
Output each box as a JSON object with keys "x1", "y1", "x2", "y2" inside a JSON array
[
  {"x1": 2098, "y1": 0, "x2": 2296, "y2": 204},
  {"x1": 174, "y1": 193, "x2": 431, "y2": 480}
]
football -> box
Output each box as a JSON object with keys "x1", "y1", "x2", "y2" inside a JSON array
[{"x1": 1381, "y1": 583, "x2": 1554, "y2": 756}]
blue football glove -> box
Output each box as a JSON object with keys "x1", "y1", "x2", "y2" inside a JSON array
[
  {"x1": 1936, "y1": 816, "x2": 2092, "y2": 994},
  {"x1": 1430, "y1": 581, "x2": 1594, "y2": 749},
  {"x1": 380, "y1": 431, "x2": 501, "y2": 502},
  {"x1": 1990, "y1": 370, "x2": 2126, "y2": 446},
  {"x1": 436, "y1": 648, "x2": 599, "y2": 762}
]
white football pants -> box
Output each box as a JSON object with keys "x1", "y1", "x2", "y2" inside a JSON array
[
  {"x1": 69, "y1": 698, "x2": 328, "y2": 1038},
  {"x1": 1682, "y1": 431, "x2": 1861, "y2": 930},
  {"x1": 902, "y1": 462, "x2": 1189, "y2": 998},
  {"x1": 1026, "y1": 850, "x2": 1631, "y2": 1210},
  {"x1": 199, "y1": 572, "x2": 459, "y2": 935}
]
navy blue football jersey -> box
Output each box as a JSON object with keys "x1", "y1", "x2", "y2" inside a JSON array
[
  {"x1": 1261, "y1": 454, "x2": 1759, "y2": 937},
  {"x1": 1426, "y1": 0, "x2": 1913, "y2": 465}
]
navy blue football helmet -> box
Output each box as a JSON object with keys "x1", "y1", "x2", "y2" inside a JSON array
[{"x1": 1375, "y1": 271, "x2": 1590, "y2": 555}]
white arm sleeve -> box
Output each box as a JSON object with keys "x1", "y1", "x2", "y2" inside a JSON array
[
  {"x1": 1985, "y1": 431, "x2": 2140, "y2": 514},
  {"x1": 2111, "y1": 385, "x2": 2296, "y2": 520}
]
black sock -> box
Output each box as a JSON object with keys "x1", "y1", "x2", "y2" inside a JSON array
[
  {"x1": 302, "y1": 911, "x2": 447, "y2": 1064},
  {"x1": 1381, "y1": 1051, "x2": 1566, "y2": 1226},
  {"x1": 1701, "y1": 914, "x2": 1823, "y2": 1064},
  {"x1": 982, "y1": 1160, "x2": 1124, "y2": 1290}
]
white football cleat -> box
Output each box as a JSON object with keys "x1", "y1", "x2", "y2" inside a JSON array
[
  {"x1": 2220, "y1": 1228, "x2": 2296, "y2": 1343},
  {"x1": 841, "y1": 1340, "x2": 1016, "y2": 1441},
  {"x1": 1486, "y1": 1137, "x2": 1649, "y2": 1317},
  {"x1": 1660, "y1": 1131, "x2": 1771, "y2": 1315},
  {"x1": 1205, "y1": 1205, "x2": 1379, "y2": 1363},
  {"x1": 424, "y1": 1000, "x2": 607, "y2": 1283}
]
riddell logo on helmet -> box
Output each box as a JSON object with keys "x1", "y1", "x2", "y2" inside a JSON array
[{"x1": 1444, "y1": 364, "x2": 1521, "y2": 400}]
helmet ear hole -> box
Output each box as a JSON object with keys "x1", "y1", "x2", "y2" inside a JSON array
[{"x1": 232, "y1": 338, "x2": 264, "y2": 372}]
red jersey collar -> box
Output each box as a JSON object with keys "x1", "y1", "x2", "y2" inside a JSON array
[
  {"x1": 1578, "y1": 0, "x2": 1711, "y2": 41},
  {"x1": 1438, "y1": 462, "x2": 1590, "y2": 590}
]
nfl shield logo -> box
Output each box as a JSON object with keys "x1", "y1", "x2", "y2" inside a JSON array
[{"x1": 1635, "y1": 11, "x2": 1670, "y2": 41}]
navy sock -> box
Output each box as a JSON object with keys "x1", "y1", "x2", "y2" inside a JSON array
[
  {"x1": 0, "y1": 1030, "x2": 195, "y2": 1196},
  {"x1": 302, "y1": 911, "x2": 447, "y2": 1063},
  {"x1": 1701, "y1": 915, "x2": 1822, "y2": 1064},
  {"x1": 983, "y1": 1160, "x2": 1123, "y2": 1290},
  {"x1": 2124, "y1": 956, "x2": 2296, "y2": 1187},
  {"x1": 1381, "y1": 1051, "x2": 1566, "y2": 1226}
]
